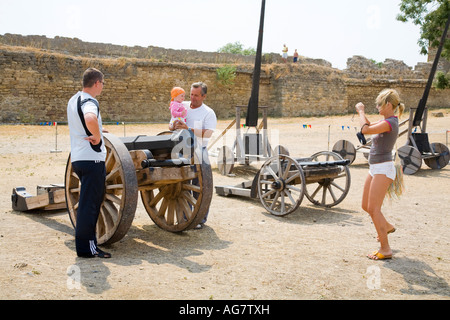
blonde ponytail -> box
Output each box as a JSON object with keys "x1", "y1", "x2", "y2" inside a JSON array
[
  {"x1": 397, "y1": 102, "x2": 405, "y2": 118},
  {"x1": 376, "y1": 89, "x2": 405, "y2": 201}
]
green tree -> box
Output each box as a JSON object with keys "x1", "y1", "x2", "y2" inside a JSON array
[
  {"x1": 397, "y1": 0, "x2": 450, "y2": 60},
  {"x1": 218, "y1": 42, "x2": 256, "y2": 56}
]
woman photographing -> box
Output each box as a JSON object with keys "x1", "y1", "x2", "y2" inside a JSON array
[{"x1": 356, "y1": 89, "x2": 405, "y2": 260}]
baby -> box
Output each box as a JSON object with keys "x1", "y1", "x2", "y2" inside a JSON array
[{"x1": 169, "y1": 87, "x2": 187, "y2": 127}]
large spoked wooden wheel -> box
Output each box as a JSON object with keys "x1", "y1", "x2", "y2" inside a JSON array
[
  {"x1": 140, "y1": 148, "x2": 213, "y2": 232},
  {"x1": 65, "y1": 133, "x2": 138, "y2": 245},
  {"x1": 304, "y1": 151, "x2": 351, "y2": 208},
  {"x1": 257, "y1": 154, "x2": 306, "y2": 216}
]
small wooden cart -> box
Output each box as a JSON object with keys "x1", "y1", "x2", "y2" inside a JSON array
[
  {"x1": 65, "y1": 130, "x2": 213, "y2": 245},
  {"x1": 216, "y1": 151, "x2": 351, "y2": 216},
  {"x1": 332, "y1": 14, "x2": 450, "y2": 175}
]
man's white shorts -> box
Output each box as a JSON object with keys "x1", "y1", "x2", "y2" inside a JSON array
[{"x1": 369, "y1": 161, "x2": 396, "y2": 181}]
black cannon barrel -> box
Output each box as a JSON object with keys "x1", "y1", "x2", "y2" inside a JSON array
[
  {"x1": 141, "y1": 158, "x2": 191, "y2": 168},
  {"x1": 120, "y1": 129, "x2": 196, "y2": 152},
  {"x1": 121, "y1": 135, "x2": 177, "y2": 151},
  {"x1": 296, "y1": 159, "x2": 351, "y2": 168}
]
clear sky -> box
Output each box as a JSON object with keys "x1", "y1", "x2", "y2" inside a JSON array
[{"x1": 0, "y1": 0, "x2": 427, "y2": 70}]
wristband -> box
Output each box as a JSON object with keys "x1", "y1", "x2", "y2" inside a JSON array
[{"x1": 361, "y1": 123, "x2": 369, "y2": 131}]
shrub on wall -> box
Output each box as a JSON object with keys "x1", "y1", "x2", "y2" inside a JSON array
[{"x1": 216, "y1": 65, "x2": 237, "y2": 86}]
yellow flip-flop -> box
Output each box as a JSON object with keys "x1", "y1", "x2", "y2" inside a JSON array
[{"x1": 367, "y1": 250, "x2": 392, "y2": 260}]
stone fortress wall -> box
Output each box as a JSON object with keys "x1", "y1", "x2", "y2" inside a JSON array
[{"x1": 0, "y1": 34, "x2": 448, "y2": 123}]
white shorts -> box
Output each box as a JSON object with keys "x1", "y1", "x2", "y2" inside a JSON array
[{"x1": 369, "y1": 161, "x2": 396, "y2": 181}]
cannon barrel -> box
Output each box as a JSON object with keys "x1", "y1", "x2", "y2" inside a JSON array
[
  {"x1": 120, "y1": 129, "x2": 196, "y2": 153},
  {"x1": 141, "y1": 158, "x2": 191, "y2": 168},
  {"x1": 299, "y1": 159, "x2": 350, "y2": 167}
]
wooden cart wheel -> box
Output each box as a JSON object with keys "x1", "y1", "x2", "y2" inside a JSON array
[
  {"x1": 217, "y1": 145, "x2": 235, "y2": 175},
  {"x1": 304, "y1": 151, "x2": 351, "y2": 207},
  {"x1": 424, "y1": 143, "x2": 449, "y2": 170},
  {"x1": 398, "y1": 145, "x2": 422, "y2": 175},
  {"x1": 65, "y1": 133, "x2": 139, "y2": 245},
  {"x1": 257, "y1": 154, "x2": 306, "y2": 216},
  {"x1": 140, "y1": 148, "x2": 213, "y2": 232},
  {"x1": 332, "y1": 140, "x2": 356, "y2": 164}
]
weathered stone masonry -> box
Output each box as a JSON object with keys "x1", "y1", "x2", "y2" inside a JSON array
[{"x1": 0, "y1": 34, "x2": 448, "y2": 123}]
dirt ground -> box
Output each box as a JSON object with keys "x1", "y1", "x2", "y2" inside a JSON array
[{"x1": 0, "y1": 110, "x2": 449, "y2": 300}]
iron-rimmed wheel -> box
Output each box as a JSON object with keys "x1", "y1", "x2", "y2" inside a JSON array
[
  {"x1": 257, "y1": 154, "x2": 306, "y2": 216},
  {"x1": 65, "y1": 133, "x2": 138, "y2": 245},
  {"x1": 140, "y1": 148, "x2": 213, "y2": 232},
  {"x1": 304, "y1": 151, "x2": 351, "y2": 207}
]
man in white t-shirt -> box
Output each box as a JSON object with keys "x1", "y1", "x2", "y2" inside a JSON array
[
  {"x1": 67, "y1": 67, "x2": 110, "y2": 258},
  {"x1": 170, "y1": 82, "x2": 217, "y2": 228},
  {"x1": 170, "y1": 82, "x2": 217, "y2": 148}
]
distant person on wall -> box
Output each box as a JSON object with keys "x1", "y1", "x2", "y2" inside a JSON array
[
  {"x1": 282, "y1": 44, "x2": 288, "y2": 63},
  {"x1": 67, "y1": 67, "x2": 111, "y2": 259},
  {"x1": 169, "y1": 82, "x2": 217, "y2": 229},
  {"x1": 293, "y1": 49, "x2": 299, "y2": 63},
  {"x1": 169, "y1": 87, "x2": 187, "y2": 128}
]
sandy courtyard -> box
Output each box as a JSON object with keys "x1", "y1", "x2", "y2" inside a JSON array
[{"x1": 0, "y1": 110, "x2": 449, "y2": 300}]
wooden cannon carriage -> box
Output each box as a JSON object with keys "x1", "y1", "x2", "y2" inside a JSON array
[
  {"x1": 216, "y1": 151, "x2": 351, "y2": 216},
  {"x1": 65, "y1": 130, "x2": 213, "y2": 245}
]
